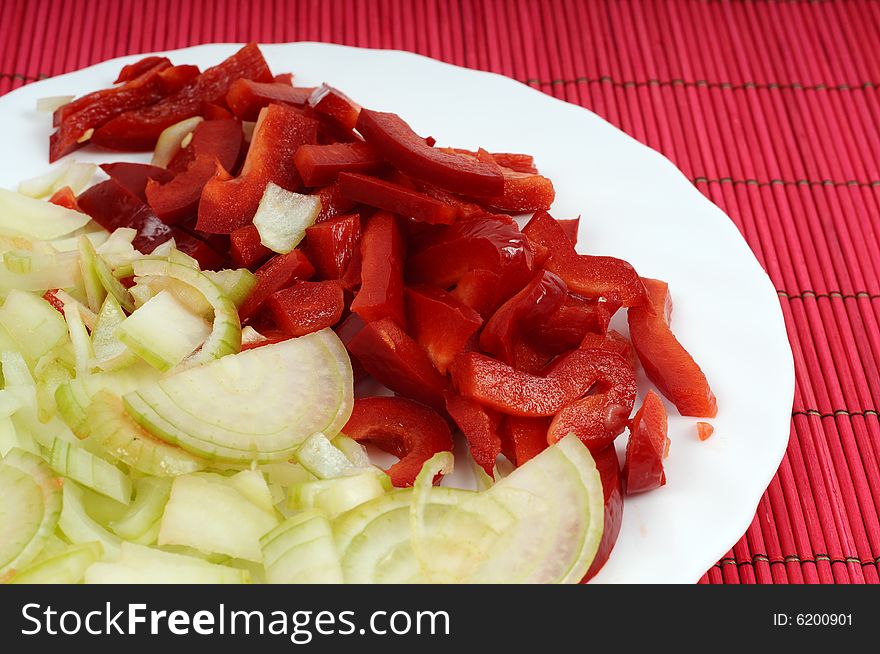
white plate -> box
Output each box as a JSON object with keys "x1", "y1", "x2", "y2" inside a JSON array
[{"x1": 0, "y1": 42, "x2": 794, "y2": 583}]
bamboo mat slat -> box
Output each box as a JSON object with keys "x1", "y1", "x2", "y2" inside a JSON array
[{"x1": 1, "y1": 0, "x2": 878, "y2": 584}]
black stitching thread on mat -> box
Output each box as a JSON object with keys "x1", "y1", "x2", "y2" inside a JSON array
[
  {"x1": 792, "y1": 408, "x2": 879, "y2": 419},
  {"x1": 715, "y1": 553, "x2": 880, "y2": 569},
  {"x1": 523, "y1": 75, "x2": 878, "y2": 93},
  {"x1": 777, "y1": 289, "x2": 880, "y2": 301},
  {"x1": 0, "y1": 72, "x2": 47, "y2": 82},
  {"x1": 693, "y1": 176, "x2": 880, "y2": 188}
]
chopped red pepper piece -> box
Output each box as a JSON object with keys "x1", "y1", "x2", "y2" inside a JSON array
[
  {"x1": 304, "y1": 213, "x2": 361, "y2": 280},
  {"x1": 197, "y1": 104, "x2": 318, "y2": 233},
  {"x1": 405, "y1": 285, "x2": 482, "y2": 374},
  {"x1": 582, "y1": 445, "x2": 624, "y2": 582},
  {"x1": 238, "y1": 250, "x2": 315, "y2": 322},
  {"x1": 99, "y1": 162, "x2": 175, "y2": 202},
  {"x1": 580, "y1": 330, "x2": 637, "y2": 370},
  {"x1": 273, "y1": 73, "x2": 294, "y2": 85},
  {"x1": 229, "y1": 224, "x2": 272, "y2": 269},
  {"x1": 465, "y1": 150, "x2": 555, "y2": 212},
  {"x1": 628, "y1": 277, "x2": 717, "y2": 417},
  {"x1": 350, "y1": 212, "x2": 406, "y2": 327},
  {"x1": 697, "y1": 421, "x2": 714, "y2": 441},
  {"x1": 225, "y1": 79, "x2": 315, "y2": 120},
  {"x1": 446, "y1": 393, "x2": 503, "y2": 477},
  {"x1": 294, "y1": 142, "x2": 385, "y2": 187},
  {"x1": 338, "y1": 172, "x2": 460, "y2": 225},
  {"x1": 558, "y1": 218, "x2": 580, "y2": 245},
  {"x1": 158, "y1": 65, "x2": 201, "y2": 94},
  {"x1": 167, "y1": 119, "x2": 244, "y2": 174},
  {"x1": 523, "y1": 211, "x2": 646, "y2": 307},
  {"x1": 623, "y1": 390, "x2": 668, "y2": 494},
  {"x1": 450, "y1": 269, "x2": 505, "y2": 320},
  {"x1": 93, "y1": 43, "x2": 272, "y2": 151},
  {"x1": 346, "y1": 318, "x2": 448, "y2": 411},
  {"x1": 77, "y1": 179, "x2": 172, "y2": 253},
  {"x1": 546, "y1": 348, "x2": 637, "y2": 452},
  {"x1": 170, "y1": 228, "x2": 226, "y2": 271},
  {"x1": 266, "y1": 280, "x2": 345, "y2": 337},
  {"x1": 146, "y1": 156, "x2": 231, "y2": 224},
  {"x1": 479, "y1": 270, "x2": 567, "y2": 364},
  {"x1": 313, "y1": 181, "x2": 357, "y2": 223},
  {"x1": 51, "y1": 60, "x2": 172, "y2": 161},
  {"x1": 342, "y1": 397, "x2": 453, "y2": 488},
  {"x1": 240, "y1": 329, "x2": 290, "y2": 351},
  {"x1": 499, "y1": 416, "x2": 549, "y2": 466},
  {"x1": 527, "y1": 295, "x2": 621, "y2": 354},
  {"x1": 48, "y1": 186, "x2": 80, "y2": 211},
  {"x1": 201, "y1": 102, "x2": 234, "y2": 121},
  {"x1": 452, "y1": 149, "x2": 538, "y2": 175},
  {"x1": 511, "y1": 338, "x2": 555, "y2": 375},
  {"x1": 453, "y1": 348, "x2": 631, "y2": 417},
  {"x1": 357, "y1": 109, "x2": 504, "y2": 196},
  {"x1": 114, "y1": 55, "x2": 171, "y2": 84},
  {"x1": 309, "y1": 84, "x2": 361, "y2": 130}
]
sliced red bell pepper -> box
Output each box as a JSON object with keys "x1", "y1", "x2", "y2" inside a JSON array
[
  {"x1": 413, "y1": 181, "x2": 486, "y2": 220},
  {"x1": 546, "y1": 348, "x2": 637, "y2": 452},
  {"x1": 266, "y1": 280, "x2": 345, "y2": 337},
  {"x1": 313, "y1": 181, "x2": 357, "y2": 223},
  {"x1": 167, "y1": 119, "x2": 244, "y2": 174},
  {"x1": 158, "y1": 65, "x2": 201, "y2": 94},
  {"x1": 445, "y1": 393, "x2": 502, "y2": 477},
  {"x1": 229, "y1": 224, "x2": 272, "y2": 269},
  {"x1": 468, "y1": 150, "x2": 555, "y2": 212},
  {"x1": 309, "y1": 84, "x2": 360, "y2": 130},
  {"x1": 77, "y1": 179, "x2": 172, "y2": 253},
  {"x1": 511, "y1": 338, "x2": 555, "y2": 375},
  {"x1": 697, "y1": 421, "x2": 714, "y2": 441},
  {"x1": 627, "y1": 277, "x2": 717, "y2": 417},
  {"x1": 357, "y1": 109, "x2": 504, "y2": 196},
  {"x1": 580, "y1": 330, "x2": 637, "y2": 370},
  {"x1": 452, "y1": 149, "x2": 538, "y2": 175},
  {"x1": 170, "y1": 228, "x2": 227, "y2": 271},
  {"x1": 558, "y1": 218, "x2": 580, "y2": 245},
  {"x1": 339, "y1": 243, "x2": 363, "y2": 292},
  {"x1": 99, "y1": 162, "x2": 175, "y2": 202},
  {"x1": 50, "y1": 59, "x2": 172, "y2": 161},
  {"x1": 450, "y1": 269, "x2": 505, "y2": 319},
  {"x1": 338, "y1": 172, "x2": 460, "y2": 225},
  {"x1": 145, "y1": 156, "x2": 231, "y2": 224},
  {"x1": 527, "y1": 295, "x2": 621, "y2": 354},
  {"x1": 240, "y1": 329, "x2": 290, "y2": 351},
  {"x1": 114, "y1": 55, "x2": 171, "y2": 84},
  {"x1": 346, "y1": 317, "x2": 448, "y2": 411},
  {"x1": 582, "y1": 445, "x2": 624, "y2": 582},
  {"x1": 523, "y1": 210, "x2": 646, "y2": 307},
  {"x1": 92, "y1": 43, "x2": 273, "y2": 151},
  {"x1": 453, "y1": 347, "x2": 632, "y2": 417},
  {"x1": 350, "y1": 212, "x2": 406, "y2": 327},
  {"x1": 48, "y1": 186, "x2": 80, "y2": 211},
  {"x1": 342, "y1": 397, "x2": 453, "y2": 488},
  {"x1": 333, "y1": 312, "x2": 368, "y2": 382},
  {"x1": 225, "y1": 79, "x2": 315, "y2": 120},
  {"x1": 201, "y1": 102, "x2": 234, "y2": 121},
  {"x1": 499, "y1": 416, "x2": 549, "y2": 466},
  {"x1": 294, "y1": 142, "x2": 385, "y2": 187},
  {"x1": 304, "y1": 213, "x2": 361, "y2": 280},
  {"x1": 238, "y1": 250, "x2": 315, "y2": 321},
  {"x1": 479, "y1": 270, "x2": 567, "y2": 364},
  {"x1": 197, "y1": 104, "x2": 318, "y2": 233},
  {"x1": 405, "y1": 285, "x2": 482, "y2": 374},
  {"x1": 623, "y1": 390, "x2": 668, "y2": 494},
  {"x1": 273, "y1": 73, "x2": 294, "y2": 85}
]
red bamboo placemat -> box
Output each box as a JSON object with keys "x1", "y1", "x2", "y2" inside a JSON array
[{"x1": 2, "y1": 0, "x2": 878, "y2": 584}]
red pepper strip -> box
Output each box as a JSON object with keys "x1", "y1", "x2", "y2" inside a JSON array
[
  {"x1": 230, "y1": 224, "x2": 272, "y2": 269},
  {"x1": 405, "y1": 285, "x2": 483, "y2": 374},
  {"x1": 313, "y1": 181, "x2": 357, "y2": 223},
  {"x1": 628, "y1": 277, "x2": 717, "y2": 417},
  {"x1": 238, "y1": 250, "x2": 315, "y2": 322},
  {"x1": 51, "y1": 60, "x2": 172, "y2": 161},
  {"x1": 466, "y1": 150, "x2": 555, "y2": 212},
  {"x1": 451, "y1": 269, "x2": 504, "y2": 320},
  {"x1": 446, "y1": 393, "x2": 503, "y2": 477},
  {"x1": 407, "y1": 216, "x2": 535, "y2": 295},
  {"x1": 158, "y1": 65, "x2": 201, "y2": 94},
  {"x1": 558, "y1": 218, "x2": 580, "y2": 245},
  {"x1": 580, "y1": 330, "x2": 637, "y2": 370},
  {"x1": 93, "y1": 43, "x2": 273, "y2": 151},
  {"x1": 99, "y1": 162, "x2": 175, "y2": 203},
  {"x1": 308, "y1": 84, "x2": 361, "y2": 130},
  {"x1": 338, "y1": 173, "x2": 460, "y2": 225},
  {"x1": 114, "y1": 55, "x2": 171, "y2": 84},
  {"x1": 512, "y1": 338, "x2": 555, "y2": 375},
  {"x1": 523, "y1": 211, "x2": 646, "y2": 307},
  {"x1": 346, "y1": 318, "x2": 448, "y2": 411},
  {"x1": 225, "y1": 79, "x2": 315, "y2": 120},
  {"x1": 267, "y1": 280, "x2": 345, "y2": 337},
  {"x1": 201, "y1": 102, "x2": 234, "y2": 121},
  {"x1": 357, "y1": 109, "x2": 504, "y2": 196},
  {"x1": 697, "y1": 421, "x2": 715, "y2": 441},
  {"x1": 453, "y1": 348, "x2": 630, "y2": 417},
  {"x1": 333, "y1": 313, "x2": 368, "y2": 383},
  {"x1": 480, "y1": 270, "x2": 567, "y2": 364},
  {"x1": 294, "y1": 143, "x2": 386, "y2": 187},
  {"x1": 623, "y1": 390, "x2": 668, "y2": 494},
  {"x1": 546, "y1": 349, "x2": 636, "y2": 452},
  {"x1": 581, "y1": 445, "x2": 624, "y2": 582},
  {"x1": 48, "y1": 186, "x2": 80, "y2": 211},
  {"x1": 451, "y1": 149, "x2": 538, "y2": 175},
  {"x1": 342, "y1": 397, "x2": 453, "y2": 488},
  {"x1": 167, "y1": 119, "x2": 244, "y2": 174},
  {"x1": 304, "y1": 213, "x2": 361, "y2": 280},
  {"x1": 146, "y1": 156, "x2": 231, "y2": 225},
  {"x1": 197, "y1": 104, "x2": 318, "y2": 233},
  {"x1": 528, "y1": 296, "x2": 621, "y2": 354},
  {"x1": 339, "y1": 244, "x2": 363, "y2": 292},
  {"x1": 349, "y1": 212, "x2": 406, "y2": 327},
  {"x1": 273, "y1": 73, "x2": 294, "y2": 85},
  {"x1": 240, "y1": 329, "x2": 290, "y2": 352},
  {"x1": 499, "y1": 416, "x2": 549, "y2": 466},
  {"x1": 413, "y1": 181, "x2": 486, "y2": 219},
  {"x1": 77, "y1": 179, "x2": 172, "y2": 254},
  {"x1": 170, "y1": 228, "x2": 226, "y2": 271}
]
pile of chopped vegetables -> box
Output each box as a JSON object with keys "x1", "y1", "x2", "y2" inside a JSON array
[{"x1": 0, "y1": 43, "x2": 716, "y2": 584}]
